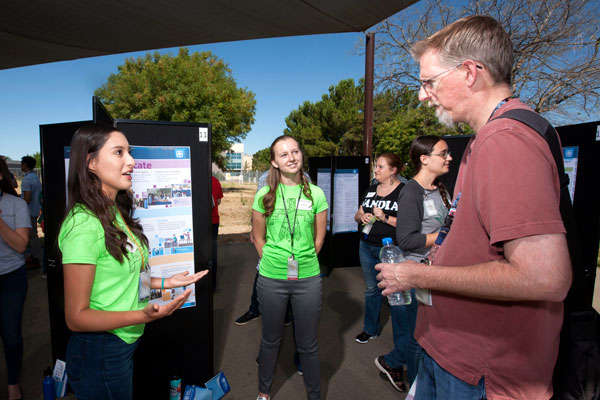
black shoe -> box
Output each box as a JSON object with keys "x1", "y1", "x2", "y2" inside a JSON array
[
  {"x1": 355, "y1": 331, "x2": 378, "y2": 343},
  {"x1": 375, "y1": 356, "x2": 407, "y2": 392},
  {"x1": 235, "y1": 311, "x2": 259, "y2": 325}
]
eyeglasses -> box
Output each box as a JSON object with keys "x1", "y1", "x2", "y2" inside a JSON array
[
  {"x1": 430, "y1": 150, "x2": 451, "y2": 159},
  {"x1": 419, "y1": 63, "x2": 463, "y2": 92}
]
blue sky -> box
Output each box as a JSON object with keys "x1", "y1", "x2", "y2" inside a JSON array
[{"x1": 0, "y1": 32, "x2": 371, "y2": 161}]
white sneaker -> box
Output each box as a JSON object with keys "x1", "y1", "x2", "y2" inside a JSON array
[{"x1": 257, "y1": 396, "x2": 269, "y2": 400}]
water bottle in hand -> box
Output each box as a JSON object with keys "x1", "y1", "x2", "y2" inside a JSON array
[{"x1": 379, "y1": 237, "x2": 412, "y2": 305}]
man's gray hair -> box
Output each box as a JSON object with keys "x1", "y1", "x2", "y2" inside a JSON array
[{"x1": 411, "y1": 15, "x2": 514, "y2": 86}]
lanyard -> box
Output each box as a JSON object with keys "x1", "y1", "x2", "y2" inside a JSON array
[
  {"x1": 116, "y1": 208, "x2": 146, "y2": 270},
  {"x1": 488, "y1": 97, "x2": 511, "y2": 121},
  {"x1": 280, "y1": 185, "x2": 303, "y2": 257}
]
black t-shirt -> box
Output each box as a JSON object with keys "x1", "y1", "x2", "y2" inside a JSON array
[{"x1": 359, "y1": 182, "x2": 404, "y2": 246}]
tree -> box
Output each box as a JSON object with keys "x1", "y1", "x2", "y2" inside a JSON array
[
  {"x1": 95, "y1": 48, "x2": 257, "y2": 168},
  {"x1": 251, "y1": 148, "x2": 271, "y2": 172},
  {"x1": 372, "y1": 0, "x2": 600, "y2": 124},
  {"x1": 284, "y1": 79, "x2": 364, "y2": 157},
  {"x1": 283, "y1": 78, "x2": 462, "y2": 167}
]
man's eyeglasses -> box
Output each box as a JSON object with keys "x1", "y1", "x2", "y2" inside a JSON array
[
  {"x1": 430, "y1": 150, "x2": 451, "y2": 159},
  {"x1": 419, "y1": 63, "x2": 462, "y2": 92}
]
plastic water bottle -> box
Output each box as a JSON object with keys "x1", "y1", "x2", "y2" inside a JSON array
[
  {"x1": 379, "y1": 237, "x2": 412, "y2": 305},
  {"x1": 43, "y1": 367, "x2": 54, "y2": 400},
  {"x1": 362, "y1": 216, "x2": 376, "y2": 240}
]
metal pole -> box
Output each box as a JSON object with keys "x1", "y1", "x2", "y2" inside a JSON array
[{"x1": 363, "y1": 32, "x2": 374, "y2": 162}]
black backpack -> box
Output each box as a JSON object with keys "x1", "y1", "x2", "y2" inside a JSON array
[{"x1": 496, "y1": 109, "x2": 600, "y2": 400}]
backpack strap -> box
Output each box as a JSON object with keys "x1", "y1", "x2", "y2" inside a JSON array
[{"x1": 494, "y1": 109, "x2": 591, "y2": 310}]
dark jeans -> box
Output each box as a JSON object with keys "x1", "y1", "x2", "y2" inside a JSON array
[
  {"x1": 249, "y1": 270, "x2": 260, "y2": 315},
  {"x1": 212, "y1": 223, "x2": 219, "y2": 292},
  {"x1": 257, "y1": 274, "x2": 322, "y2": 400},
  {"x1": 359, "y1": 241, "x2": 412, "y2": 370},
  {"x1": 66, "y1": 332, "x2": 139, "y2": 400},
  {"x1": 0, "y1": 265, "x2": 27, "y2": 384}
]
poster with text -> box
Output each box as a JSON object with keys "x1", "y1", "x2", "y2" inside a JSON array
[
  {"x1": 130, "y1": 146, "x2": 196, "y2": 309},
  {"x1": 562, "y1": 146, "x2": 579, "y2": 204},
  {"x1": 333, "y1": 169, "x2": 359, "y2": 234}
]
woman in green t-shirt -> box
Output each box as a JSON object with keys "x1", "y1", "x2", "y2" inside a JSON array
[
  {"x1": 253, "y1": 135, "x2": 328, "y2": 400},
  {"x1": 59, "y1": 125, "x2": 207, "y2": 400}
]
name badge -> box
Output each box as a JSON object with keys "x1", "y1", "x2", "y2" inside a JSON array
[
  {"x1": 287, "y1": 256, "x2": 299, "y2": 280},
  {"x1": 138, "y1": 265, "x2": 151, "y2": 302},
  {"x1": 297, "y1": 199, "x2": 312, "y2": 211},
  {"x1": 424, "y1": 199, "x2": 437, "y2": 217}
]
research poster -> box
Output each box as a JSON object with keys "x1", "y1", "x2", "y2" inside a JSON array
[
  {"x1": 63, "y1": 145, "x2": 197, "y2": 309},
  {"x1": 332, "y1": 169, "x2": 359, "y2": 234},
  {"x1": 562, "y1": 146, "x2": 579, "y2": 204},
  {"x1": 316, "y1": 168, "x2": 332, "y2": 230}
]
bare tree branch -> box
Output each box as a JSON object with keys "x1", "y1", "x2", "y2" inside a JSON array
[{"x1": 372, "y1": 0, "x2": 600, "y2": 124}]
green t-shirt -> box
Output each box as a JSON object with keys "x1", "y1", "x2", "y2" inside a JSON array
[
  {"x1": 253, "y1": 183, "x2": 328, "y2": 279},
  {"x1": 58, "y1": 204, "x2": 148, "y2": 344}
]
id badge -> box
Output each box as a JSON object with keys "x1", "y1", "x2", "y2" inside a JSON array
[
  {"x1": 424, "y1": 199, "x2": 437, "y2": 217},
  {"x1": 287, "y1": 256, "x2": 299, "y2": 280},
  {"x1": 138, "y1": 265, "x2": 151, "y2": 302}
]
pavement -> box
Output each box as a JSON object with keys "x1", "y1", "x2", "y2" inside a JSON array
[{"x1": 1, "y1": 242, "x2": 408, "y2": 399}]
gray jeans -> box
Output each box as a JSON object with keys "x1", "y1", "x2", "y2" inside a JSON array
[{"x1": 257, "y1": 274, "x2": 322, "y2": 400}]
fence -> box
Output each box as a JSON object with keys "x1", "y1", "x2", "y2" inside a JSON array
[{"x1": 213, "y1": 170, "x2": 266, "y2": 184}]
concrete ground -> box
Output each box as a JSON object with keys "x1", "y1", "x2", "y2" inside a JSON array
[{"x1": 1, "y1": 242, "x2": 408, "y2": 399}]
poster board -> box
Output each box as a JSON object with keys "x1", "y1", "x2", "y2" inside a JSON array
[{"x1": 309, "y1": 156, "x2": 371, "y2": 275}]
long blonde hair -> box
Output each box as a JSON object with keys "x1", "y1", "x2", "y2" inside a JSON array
[{"x1": 261, "y1": 135, "x2": 312, "y2": 217}]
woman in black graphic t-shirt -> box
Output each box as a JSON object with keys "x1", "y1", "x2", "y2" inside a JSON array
[{"x1": 353, "y1": 153, "x2": 406, "y2": 349}]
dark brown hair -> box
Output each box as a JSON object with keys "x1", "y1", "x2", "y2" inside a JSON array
[
  {"x1": 0, "y1": 158, "x2": 18, "y2": 196},
  {"x1": 409, "y1": 135, "x2": 451, "y2": 209},
  {"x1": 63, "y1": 124, "x2": 147, "y2": 263},
  {"x1": 261, "y1": 135, "x2": 311, "y2": 217}
]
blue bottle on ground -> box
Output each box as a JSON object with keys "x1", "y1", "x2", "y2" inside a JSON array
[
  {"x1": 43, "y1": 367, "x2": 55, "y2": 400},
  {"x1": 379, "y1": 237, "x2": 412, "y2": 305}
]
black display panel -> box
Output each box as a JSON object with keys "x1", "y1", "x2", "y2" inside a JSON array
[{"x1": 309, "y1": 156, "x2": 371, "y2": 276}]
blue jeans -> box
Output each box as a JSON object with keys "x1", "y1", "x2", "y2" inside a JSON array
[
  {"x1": 257, "y1": 274, "x2": 321, "y2": 400},
  {"x1": 385, "y1": 288, "x2": 421, "y2": 384},
  {"x1": 416, "y1": 350, "x2": 486, "y2": 400},
  {"x1": 0, "y1": 265, "x2": 27, "y2": 384},
  {"x1": 66, "y1": 332, "x2": 139, "y2": 400},
  {"x1": 359, "y1": 241, "x2": 410, "y2": 368}
]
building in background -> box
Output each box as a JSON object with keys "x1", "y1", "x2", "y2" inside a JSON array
[{"x1": 213, "y1": 143, "x2": 254, "y2": 182}]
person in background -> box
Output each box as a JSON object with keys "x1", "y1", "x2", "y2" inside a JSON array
[
  {"x1": 375, "y1": 136, "x2": 452, "y2": 390},
  {"x1": 0, "y1": 157, "x2": 30, "y2": 400},
  {"x1": 253, "y1": 135, "x2": 327, "y2": 400},
  {"x1": 0, "y1": 156, "x2": 18, "y2": 189},
  {"x1": 211, "y1": 175, "x2": 223, "y2": 293},
  {"x1": 353, "y1": 153, "x2": 409, "y2": 392},
  {"x1": 376, "y1": 16, "x2": 571, "y2": 399},
  {"x1": 59, "y1": 125, "x2": 207, "y2": 399},
  {"x1": 20, "y1": 156, "x2": 42, "y2": 268}
]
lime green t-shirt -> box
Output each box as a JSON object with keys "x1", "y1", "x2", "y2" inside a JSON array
[
  {"x1": 253, "y1": 183, "x2": 328, "y2": 279},
  {"x1": 58, "y1": 204, "x2": 148, "y2": 344}
]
